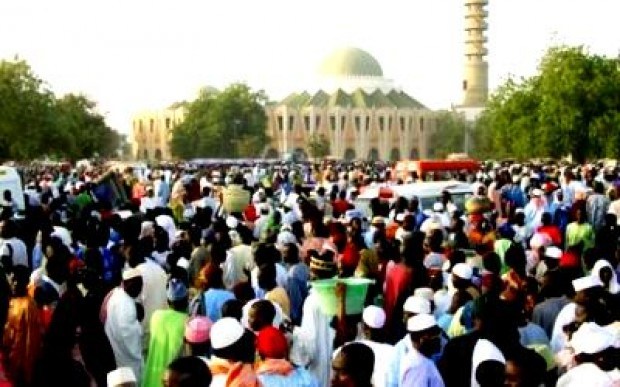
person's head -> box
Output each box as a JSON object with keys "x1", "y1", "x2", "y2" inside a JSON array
[
  {"x1": 575, "y1": 206, "x2": 587, "y2": 224},
  {"x1": 0, "y1": 219, "x2": 17, "y2": 239},
  {"x1": 167, "y1": 278, "x2": 189, "y2": 311},
  {"x1": 281, "y1": 243, "x2": 300, "y2": 265},
  {"x1": 121, "y1": 269, "x2": 143, "y2": 298},
  {"x1": 10, "y1": 265, "x2": 31, "y2": 297},
  {"x1": 184, "y1": 316, "x2": 213, "y2": 356},
  {"x1": 231, "y1": 282, "x2": 255, "y2": 305},
  {"x1": 257, "y1": 263, "x2": 277, "y2": 292},
  {"x1": 331, "y1": 342, "x2": 374, "y2": 387},
  {"x1": 3, "y1": 189, "x2": 12, "y2": 202},
  {"x1": 402, "y1": 295, "x2": 432, "y2": 325},
  {"x1": 256, "y1": 326, "x2": 288, "y2": 360},
  {"x1": 475, "y1": 360, "x2": 505, "y2": 387},
  {"x1": 221, "y1": 299, "x2": 243, "y2": 321},
  {"x1": 361, "y1": 305, "x2": 386, "y2": 341},
  {"x1": 407, "y1": 314, "x2": 442, "y2": 358},
  {"x1": 309, "y1": 249, "x2": 337, "y2": 280},
  {"x1": 163, "y1": 356, "x2": 212, "y2": 387},
  {"x1": 449, "y1": 289, "x2": 473, "y2": 314},
  {"x1": 124, "y1": 240, "x2": 146, "y2": 268},
  {"x1": 451, "y1": 263, "x2": 474, "y2": 290},
  {"x1": 504, "y1": 244, "x2": 527, "y2": 276},
  {"x1": 543, "y1": 246, "x2": 562, "y2": 270},
  {"x1": 201, "y1": 263, "x2": 225, "y2": 290},
  {"x1": 482, "y1": 252, "x2": 502, "y2": 275},
  {"x1": 504, "y1": 348, "x2": 547, "y2": 387},
  {"x1": 211, "y1": 318, "x2": 256, "y2": 364},
  {"x1": 248, "y1": 300, "x2": 276, "y2": 332},
  {"x1": 107, "y1": 367, "x2": 138, "y2": 387}
]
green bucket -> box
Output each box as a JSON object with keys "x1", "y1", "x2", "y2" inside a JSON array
[{"x1": 311, "y1": 278, "x2": 374, "y2": 316}]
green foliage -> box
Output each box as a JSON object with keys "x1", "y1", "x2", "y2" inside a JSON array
[
  {"x1": 171, "y1": 83, "x2": 268, "y2": 158},
  {"x1": 476, "y1": 46, "x2": 620, "y2": 162},
  {"x1": 429, "y1": 110, "x2": 467, "y2": 158},
  {"x1": 0, "y1": 58, "x2": 120, "y2": 160},
  {"x1": 306, "y1": 132, "x2": 330, "y2": 159}
]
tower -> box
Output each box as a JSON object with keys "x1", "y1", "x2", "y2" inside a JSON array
[{"x1": 462, "y1": 0, "x2": 488, "y2": 107}]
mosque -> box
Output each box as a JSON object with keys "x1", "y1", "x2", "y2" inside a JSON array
[
  {"x1": 264, "y1": 47, "x2": 437, "y2": 161},
  {"x1": 131, "y1": 0, "x2": 489, "y2": 161}
]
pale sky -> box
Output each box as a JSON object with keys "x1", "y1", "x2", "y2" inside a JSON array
[{"x1": 1, "y1": 0, "x2": 618, "y2": 135}]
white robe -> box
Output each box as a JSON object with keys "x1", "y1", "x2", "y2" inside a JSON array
[
  {"x1": 290, "y1": 291, "x2": 335, "y2": 387},
  {"x1": 136, "y1": 259, "x2": 168, "y2": 341},
  {"x1": 104, "y1": 288, "x2": 143, "y2": 382}
]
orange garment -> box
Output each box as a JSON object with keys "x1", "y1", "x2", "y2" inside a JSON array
[
  {"x1": 2, "y1": 297, "x2": 42, "y2": 386},
  {"x1": 385, "y1": 222, "x2": 399, "y2": 240},
  {"x1": 209, "y1": 358, "x2": 260, "y2": 387},
  {"x1": 256, "y1": 359, "x2": 294, "y2": 376}
]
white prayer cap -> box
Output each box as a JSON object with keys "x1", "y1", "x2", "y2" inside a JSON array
[
  {"x1": 452, "y1": 263, "x2": 473, "y2": 281},
  {"x1": 531, "y1": 188, "x2": 544, "y2": 197},
  {"x1": 403, "y1": 295, "x2": 431, "y2": 315},
  {"x1": 122, "y1": 268, "x2": 141, "y2": 281},
  {"x1": 414, "y1": 287, "x2": 435, "y2": 302},
  {"x1": 433, "y1": 202, "x2": 444, "y2": 212},
  {"x1": 570, "y1": 322, "x2": 615, "y2": 354},
  {"x1": 226, "y1": 216, "x2": 239, "y2": 229},
  {"x1": 176, "y1": 257, "x2": 190, "y2": 270},
  {"x1": 107, "y1": 367, "x2": 137, "y2": 387},
  {"x1": 362, "y1": 305, "x2": 386, "y2": 329},
  {"x1": 512, "y1": 175, "x2": 520, "y2": 183},
  {"x1": 116, "y1": 210, "x2": 133, "y2": 220},
  {"x1": 544, "y1": 246, "x2": 563, "y2": 259},
  {"x1": 572, "y1": 275, "x2": 603, "y2": 292},
  {"x1": 395, "y1": 213, "x2": 406, "y2": 222},
  {"x1": 515, "y1": 208, "x2": 525, "y2": 214},
  {"x1": 51, "y1": 226, "x2": 73, "y2": 251},
  {"x1": 210, "y1": 317, "x2": 245, "y2": 350},
  {"x1": 407, "y1": 314, "x2": 437, "y2": 332}
]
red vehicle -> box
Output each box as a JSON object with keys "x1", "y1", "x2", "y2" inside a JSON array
[{"x1": 393, "y1": 159, "x2": 480, "y2": 181}]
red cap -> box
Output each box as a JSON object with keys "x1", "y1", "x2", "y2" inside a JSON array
[{"x1": 256, "y1": 326, "x2": 288, "y2": 359}]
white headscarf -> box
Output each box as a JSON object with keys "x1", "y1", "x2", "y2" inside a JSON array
[{"x1": 591, "y1": 260, "x2": 620, "y2": 294}]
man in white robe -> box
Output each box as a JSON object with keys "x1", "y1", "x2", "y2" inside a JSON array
[{"x1": 104, "y1": 269, "x2": 144, "y2": 383}]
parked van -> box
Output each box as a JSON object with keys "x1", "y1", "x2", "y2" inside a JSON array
[
  {"x1": 355, "y1": 181, "x2": 473, "y2": 219},
  {"x1": 0, "y1": 166, "x2": 25, "y2": 212}
]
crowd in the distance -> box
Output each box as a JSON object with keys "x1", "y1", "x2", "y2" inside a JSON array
[{"x1": 0, "y1": 160, "x2": 618, "y2": 387}]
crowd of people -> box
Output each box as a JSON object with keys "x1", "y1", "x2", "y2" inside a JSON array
[{"x1": 0, "y1": 159, "x2": 618, "y2": 387}]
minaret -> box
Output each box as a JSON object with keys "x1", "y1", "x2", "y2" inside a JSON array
[{"x1": 462, "y1": 0, "x2": 488, "y2": 107}]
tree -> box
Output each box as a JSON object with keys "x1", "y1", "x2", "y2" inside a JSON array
[
  {"x1": 428, "y1": 110, "x2": 467, "y2": 158},
  {"x1": 54, "y1": 93, "x2": 120, "y2": 159},
  {"x1": 0, "y1": 58, "x2": 120, "y2": 160},
  {"x1": 170, "y1": 83, "x2": 269, "y2": 158},
  {"x1": 477, "y1": 46, "x2": 620, "y2": 162},
  {"x1": 0, "y1": 59, "x2": 56, "y2": 159},
  {"x1": 307, "y1": 133, "x2": 330, "y2": 160}
]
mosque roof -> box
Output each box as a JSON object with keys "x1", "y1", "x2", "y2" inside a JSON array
[
  {"x1": 319, "y1": 47, "x2": 384, "y2": 78},
  {"x1": 280, "y1": 88, "x2": 426, "y2": 109}
]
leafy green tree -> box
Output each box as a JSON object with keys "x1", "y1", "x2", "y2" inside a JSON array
[
  {"x1": 476, "y1": 46, "x2": 620, "y2": 162},
  {"x1": 307, "y1": 132, "x2": 330, "y2": 160},
  {"x1": 429, "y1": 110, "x2": 467, "y2": 158},
  {"x1": 0, "y1": 59, "x2": 56, "y2": 159},
  {"x1": 171, "y1": 83, "x2": 269, "y2": 158},
  {"x1": 0, "y1": 58, "x2": 120, "y2": 160},
  {"x1": 54, "y1": 93, "x2": 120, "y2": 158}
]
